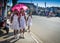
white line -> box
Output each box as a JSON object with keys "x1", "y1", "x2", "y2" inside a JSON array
[
  {"x1": 31, "y1": 34, "x2": 39, "y2": 43},
  {"x1": 30, "y1": 32, "x2": 43, "y2": 43}
]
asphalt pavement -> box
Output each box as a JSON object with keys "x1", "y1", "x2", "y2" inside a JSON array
[{"x1": 31, "y1": 15, "x2": 60, "y2": 43}]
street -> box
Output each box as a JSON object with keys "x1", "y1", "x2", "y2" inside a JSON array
[
  {"x1": 0, "y1": 15, "x2": 60, "y2": 43},
  {"x1": 31, "y1": 15, "x2": 60, "y2": 43}
]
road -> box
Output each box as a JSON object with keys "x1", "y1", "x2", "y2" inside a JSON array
[{"x1": 31, "y1": 15, "x2": 60, "y2": 43}]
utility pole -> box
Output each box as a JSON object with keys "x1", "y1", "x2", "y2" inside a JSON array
[
  {"x1": 31, "y1": 0, "x2": 32, "y2": 3},
  {"x1": 36, "y1": 3, "x2": 38, "y2": 15},
  {"x1": 45, "y1": 2, "x2": 46, "y2": 16},
  {"x1": 45, "y1": 2, "x2": 46, "y2": 8},
  {"x1": 30, "y1": 0, "x2": 33, "y2": 11}
]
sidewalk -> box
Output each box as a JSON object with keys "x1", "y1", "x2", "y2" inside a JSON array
[
  {"x1": 0, "y1": 19, "x2": 38, "y2": 43},
  {"x1": 0, "y1": 29, "x2": 36, "y2": 43}
]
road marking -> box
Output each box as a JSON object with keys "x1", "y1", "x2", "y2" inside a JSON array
[{"x1": 30, "y1": 32, "x2": 43, "y2": 43}]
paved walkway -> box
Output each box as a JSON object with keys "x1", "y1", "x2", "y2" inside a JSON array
[{"x1": 0, "y1": 29, "x2": 36, "y2": 43}]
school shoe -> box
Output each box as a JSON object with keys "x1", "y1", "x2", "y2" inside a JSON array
[
  {"x1": 19, "y1": 33, "x2": 23, "y2": 38},
  {"x1": 18, "y1": 34, "x2": 20, "y2": 37},
  {"x1": 18, "y1": 34, "x2": 21, "y2": 39},
  {"x1": 14, "y1": 35, "x2": 17, "y2": 39},
  {"x1": 22, "y1": 33, "x2": 24, "y2": 39},
  {"x1": 27, "y1": 29, "x2": 30, "y2": 33},
  {"x1": 16, "y1": 34, "x2": 20, "y2": 40},
  {"x1": 18, "y1": 34, "x2": 21, "y2": 38},
  {"x1": 20, "y1": 33, "x2": 24, "y2": 39}
]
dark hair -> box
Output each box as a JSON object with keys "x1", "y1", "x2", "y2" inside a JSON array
[
  {"x1": 14, "y1": 9, "x2": 18, "y2": 12},
  {"x1": 19, "y1": 8, "x2": 25, "y2": 14},
  {"x1": 20, "y1": 8, "x2": 24, "y2": 10},
  {"x1": 14, "y1": 9, "x2": 19, "y2": 15}
]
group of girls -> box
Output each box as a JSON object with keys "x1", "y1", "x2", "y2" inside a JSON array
[{"x1": 10, "y1": 8, "x2": 32, "y2": 39}]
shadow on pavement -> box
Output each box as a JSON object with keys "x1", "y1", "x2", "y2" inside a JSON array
[
  {"x1": 0, "y1": 31, "x2": 25, "y2": 43},
  {"x1": 0, "y1": 37, "x2": 19, "y2": 43},
  {"x1": 8, "y1": 37, "x2": 18, "y2": 43},
  {"x1": 0, "y1": 30, "x2": 7, "y2": 37},
  {"x1": 6, "y1": 36, "x2": 24, "y2": 43},
  {"x1": 0, "y1": 40, "x2": 11, "y2": 43},
  {"x1": 0, "y1": 30, "x2": 4, "y2": 34},
  {"x1": 0, "y1": 29, "x2": 27, "y2": 43},
  {"x1": 11, "y1": 39, "x2": 18, "y2": 43},
  {"x1": 3, "y1": 32, "x2": 13, "y2": 39}
]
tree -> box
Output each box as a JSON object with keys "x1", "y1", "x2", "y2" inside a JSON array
[{"x1": 12, "y1": 0, "x2": 18, "y2": 6}]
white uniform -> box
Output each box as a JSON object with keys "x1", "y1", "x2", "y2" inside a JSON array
[
  {"x1": 27, "y1": 16, "x2": 32, "y2": 26},
  {"x1": 12, "y1": 15, "x2": 19, "y2": 30},
  {"x1": 20, "y1": 14, "x2": 26, "y2": 29}
]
